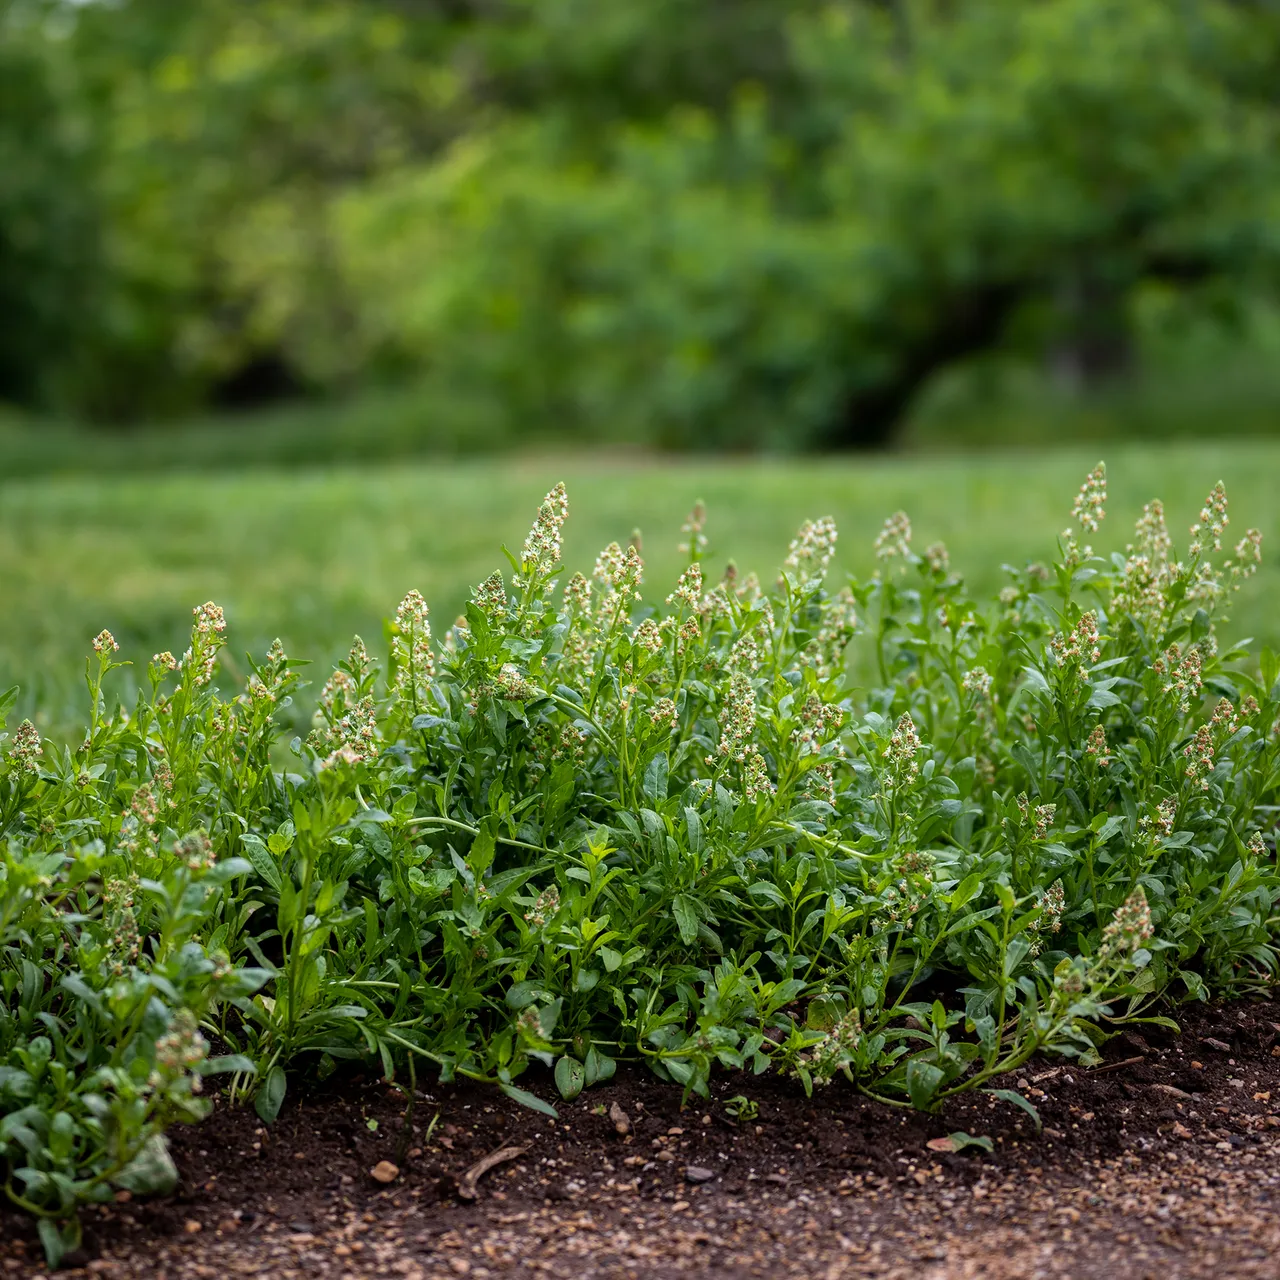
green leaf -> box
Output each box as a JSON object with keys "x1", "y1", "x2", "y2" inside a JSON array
[
  {"x1": 1095, "y1": 815, "x2": 1126, "y2": 844},
  {"x1": 242, "y1": 834, "x2": 283, "y2": 894},
  {"x1": 1021, "y1": 665, "x2": 1050, "y2": 696},
  {"x1": 906, "y1": 1059, "x2": 945, "y2": 1112},
  {"x1": 806, "y1": 995, "x2": 842, "y2": 1031},
  {"x1": 554, "y1": 1055, "x2": 585, "y2": 1100},
  {"x1": 672, "y1": 894, "x2": 699, "y2": 945},
  {"x1": 198, "y1": 1054, "x2": 256, "y2": 1077},
  {"x1": 113, "y1": 1133, "x2": 179, "y2": 1195},
  {"x1": 276, "y1": 877, "x2": 299, "y2": 934},
  {"x1": 38, "y1": 1217, "x2": 78, "y2": 1270},
  {"x1": 267, "y1": 821, "x2": 296, "y2": 856},
  {"x1": 584, "y1": 1046, "x2": 616, "y2": 1086},
  {"x1": 747, "y1": 881, "x2": 787, "y2": 908},
  {"x1": 949, "y1": 872, "x2": 982, "y2": 912},
  {"x1": 499, "y1": 1082, "x2": 558, "y2": 1119},
  {"x1": 506, "y1": 981, "x2": 552, "y2": 1010},
  {"x1": 255, "y1": 1064, "x2": 287, "y2": 1124},
  {"x1": 983, "y1": 1088, "x2": 1041, "y2": 1133},
  {"x1": 536, "y1": 998, "x2": 562, "y2": 1039},
  {"x1": 643, "y1": 752, "x2": 669, "y2": 804},
  {"x1": 469, "y1": 820, "x2": 497, "y2": 879},
  {"x1": 1261, "y1": 647, "x2": 1279, "y2": 695},
  {"x1": 59, "y1": 973, "x2": 104, "y2": 1016},
  {"x1": 684, "y1": 807, "x2": 703, "y2": 854}
]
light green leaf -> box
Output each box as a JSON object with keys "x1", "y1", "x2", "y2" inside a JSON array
[
  {"x1": 255, "y1": 1064, "x2": 287, "y2": 1124},
  {"x1": 242, "y1": 834, "x2": 283, "y2": 894},
  {"x1": 554, "y1": 1055, "x2": 585, "y2": 1100},
  {"x1": 113, "y1": 1133, "x2": 179, "y2": 1195},
  {"x1": 499, "y1": 1082, "x2": 558, "y2": 1118},
  {"x1": 906, "y1": 1059, "x2": 945, "y2": 1112},
  {"x1": 672, "y1": 894, "x2": 699, "y2": 945}
]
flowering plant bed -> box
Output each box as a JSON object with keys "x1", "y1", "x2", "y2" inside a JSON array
[{"x1": 0, "y1": 464, "x2": 1276, "y2": 1266}]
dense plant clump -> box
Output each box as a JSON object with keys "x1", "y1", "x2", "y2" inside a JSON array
[{"x1": 2, "y1": 465, "x2": 1278, "y2": 1262}]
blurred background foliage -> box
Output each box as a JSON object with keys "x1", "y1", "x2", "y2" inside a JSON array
[{"x1": 4, "y1": 0, "x2": 1280, "y2": 452}]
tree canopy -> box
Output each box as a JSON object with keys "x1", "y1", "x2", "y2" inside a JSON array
[{"x1": 4, "y1": 0, "x2": 1280, "y2": 444}]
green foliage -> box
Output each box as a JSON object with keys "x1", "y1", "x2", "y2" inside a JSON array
[
  {"x1": 4, "y1": 440, "x2": 1280, "y2": 738},
  {"x1": 2, "y1": 462, "x2": 1278, "y2": 1262},
  {"x1": 0, "y1": 9, "x2": 102, "y2": 410},
  {"x1": 6, "y1": 0, "x2": 1280, "y2": 438},
  {"x1": 0, "y1": 650, "x2": 266, "y2": 1264}
]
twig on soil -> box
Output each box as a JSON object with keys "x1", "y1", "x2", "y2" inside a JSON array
[
  {"x1": 456, "y1": 1144, "x2": 530, "y2": 1202},
  {"x1": 1086, "y1": 1055, "x2": 1145, "y2": 1076}
]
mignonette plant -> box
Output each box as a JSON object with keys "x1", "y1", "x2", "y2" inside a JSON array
[{"x1": 2, "y1": 465, "x2": 1278, "y2": 1264}]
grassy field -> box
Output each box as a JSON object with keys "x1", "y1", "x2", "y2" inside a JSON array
[{"x1": 3, "y1": 439, "x2": 1277, "y2": 729}]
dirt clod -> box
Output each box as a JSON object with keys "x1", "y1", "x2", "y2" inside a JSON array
[{"x1": 608, "y1": 1100, "x2": 631, "y2": 1135}]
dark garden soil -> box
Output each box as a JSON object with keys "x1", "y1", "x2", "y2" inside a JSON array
[{"x1": 7, "y1": 999, "x2": 1280, "y2": 1280}]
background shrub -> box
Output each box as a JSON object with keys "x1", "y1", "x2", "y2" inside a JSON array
[{"x1": 6, "y1": 0, "x2": 1280, "y2": 445}]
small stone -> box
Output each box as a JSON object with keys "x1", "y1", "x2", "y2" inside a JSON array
[
  {"x1": 1204, "y1": 1038, "x2": 1232, "y2": 1053},
  {"x1": 684, "y1": 1166, "x2": 715, "y2": 1183},
  {"x1": 371, "y1": 1160, "x2": 400, "y2": 1184},
  {"x1": 184, "y1": 1220, "x2": 203, "y2": 1234},
  {"x1": 1171, "y1": 1122, "x2": 1193, "y2": 1139},
  {"x1": 448, "y1": 1259, "x2": 471, "y2": 1276}
]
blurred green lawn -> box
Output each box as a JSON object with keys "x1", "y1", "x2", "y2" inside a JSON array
[{"x1": 3, "y1": 440, "x2": 1277, "y2": 729}]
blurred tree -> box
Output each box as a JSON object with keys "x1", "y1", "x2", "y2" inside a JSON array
[
  {"x1": 338, "y1": 0, "x2": 1280, "y2": 446},
  {"x1": 3, "y1": 0, "x2": 1280, "y2": 445},
  {"x1": 0, "y1": 7, "x2": 102, "y2": 410},
  {"x1": 59, "y1": 0, "x2": 468, "y2": 415}
]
